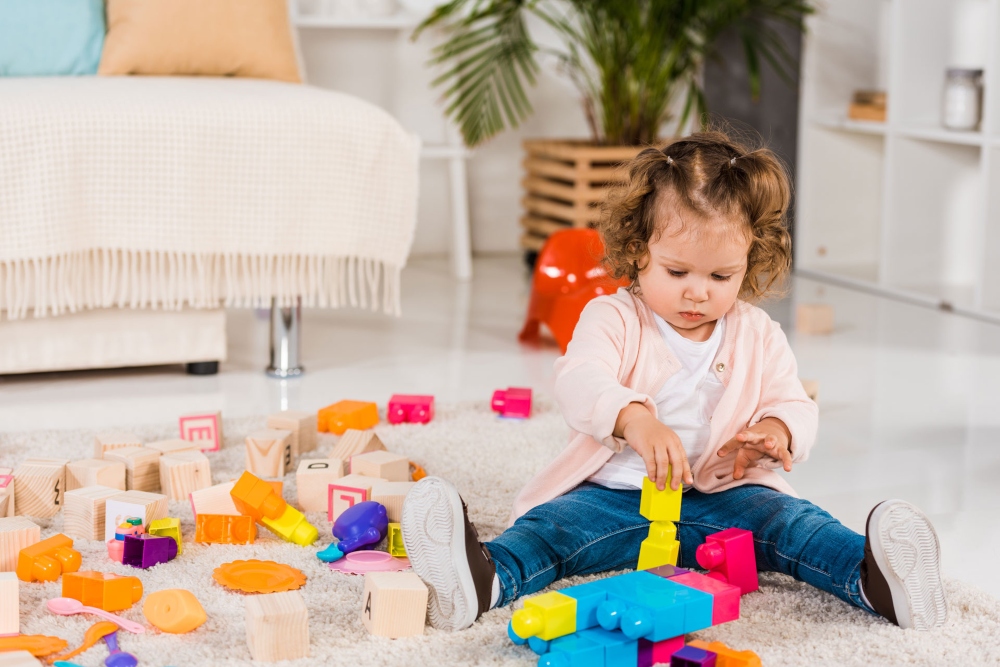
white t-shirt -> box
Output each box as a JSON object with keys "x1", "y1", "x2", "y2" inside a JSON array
[{"x1": 587, "y1": 314, "x2": 727, "y2": 490}]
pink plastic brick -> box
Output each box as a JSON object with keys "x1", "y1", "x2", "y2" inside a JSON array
[
  {"x1": 669, "y1": 571, "x2": 741, "y2": 625},
  {"x1": 695, "y1": 528, "x2": 759, "y2": 595},
  {"x1": 638, "y1": 635, "x2": 684, "y2": 667},
  {"x1": 491, "y1": 387, "x2": 532, "y2": 419},
  {"x1": 387, "y1": 395, "x2": 434, "y2": 424}
]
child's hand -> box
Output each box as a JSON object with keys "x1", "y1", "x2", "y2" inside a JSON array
[
  {"x1": 717, "y1": 418, "x2": 793, "y2": 480},
  {"x1": 621, "y1": 412, "x2": 693, "y2": 492}
]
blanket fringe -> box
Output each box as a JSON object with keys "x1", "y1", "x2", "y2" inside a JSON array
[{"x1": 0, "y1": 251, "x2": 403, "y2": 320}]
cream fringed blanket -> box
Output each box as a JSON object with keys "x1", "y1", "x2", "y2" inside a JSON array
[{"x1": 0, "y1": 76, "x2": 420, "y2": 319}]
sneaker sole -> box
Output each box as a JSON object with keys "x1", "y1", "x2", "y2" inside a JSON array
[
  {"x1": 401, "y1": 477, "x2": 479, "y2": 632},
  {"x1": 868, "y1": 500, "x2": 947, "y2": 630}
]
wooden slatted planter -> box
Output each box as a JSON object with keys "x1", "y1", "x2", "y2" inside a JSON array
[{"x1": 520, "y1": 140, "x2": 648, "y2": 252}]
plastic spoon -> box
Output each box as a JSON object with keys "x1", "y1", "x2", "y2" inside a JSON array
[
  {"x1": 46, "y1": 598, "x2": 146, "y2": 634},
  {"x1": 47, "y1": 621, "x2": 118, "y2": 664},
  {"x1": 103, "y1": 631, "x2": 138, "y2": 667}
]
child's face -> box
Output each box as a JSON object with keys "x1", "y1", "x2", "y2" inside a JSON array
[{"x1": 636, "y1": 202, "x2": 750, "y2": 341}]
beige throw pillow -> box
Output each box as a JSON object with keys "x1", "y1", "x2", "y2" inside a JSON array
[{"x1": 99, "y1": 0, "x2": 302, "y2": 83}]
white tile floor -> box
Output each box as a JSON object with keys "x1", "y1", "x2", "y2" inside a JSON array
[{"x1": 1, "y1": 255, "x2": 997, "y2": 600}]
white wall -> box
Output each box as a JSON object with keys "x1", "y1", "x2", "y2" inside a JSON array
[{"x1": 298, "y1": 20, "x2": 590, "y2": 256}]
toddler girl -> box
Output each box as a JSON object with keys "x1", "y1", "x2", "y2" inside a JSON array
[{"x1": 401, "y1": 131, "x2": 947, "y2": 634}]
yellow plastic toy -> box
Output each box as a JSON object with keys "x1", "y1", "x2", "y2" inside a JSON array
[
  {"x1": 510, "y1": 590, "x2": 577, "y2": 641},
  {"x1": 262, "y1": 505, "x2": 318, "y2": 547},
  {"x1": 636, "y1": 474, "x2": 682, "y2": 571},
  {"x1": 387, "y1": 523, "x2": 407, "y2": 557},
  {"x1": 147, "y1": 518, "x2": 183, "y2": 554},
  {"x1": 143, "y1": 589, "x2": 207, "y2": 634},
  {"x1": 639, "y1": 475, "x2": 682, "y2": 522},
  {"x1": 230, "y1": 471, "x2": 317, "y2": 546}
]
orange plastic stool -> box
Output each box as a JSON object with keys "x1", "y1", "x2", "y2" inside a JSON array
[{"x1": 519, "y1": 229, "x2": 629, "y2": 353}]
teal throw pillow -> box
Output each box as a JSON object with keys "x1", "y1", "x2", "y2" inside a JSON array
[{"x1": 0, "y1": 0, "x2": 106, "y2": 76}]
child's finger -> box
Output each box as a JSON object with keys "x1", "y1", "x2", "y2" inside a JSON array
[
  {"x1": 778, "y1": 446, "x2": 793, "y2": 472},
  {"x1": 717, "y1": 436, "x2": 743, "y2": 456},
  {"x1": 732, "y1": 448, "x2": 759, "y2": 480},
  {"x1": 682, "y1": 454, "x2": 693, "y2": 485},
  {"x1": 668, "y1": 449, "x2": 686, "y2": 491},
  {"x1": 654, "y1": 446, "x2": 671, "y2": 491}
]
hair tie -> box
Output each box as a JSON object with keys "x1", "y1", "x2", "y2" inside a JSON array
[
  {"x1": 666, "y1": 156, "x2": 674, "y2": 165},
  {"x1": 730, "y1": 157, "x2": 737, "y2": 166}
]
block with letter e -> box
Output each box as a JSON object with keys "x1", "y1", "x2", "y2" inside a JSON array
[
  {"x1": 327, "y1": 474, "x2": 385, "y2": 522},
  {"x1": 179, "y1": 412, "x2": 223, "y2": 452}
]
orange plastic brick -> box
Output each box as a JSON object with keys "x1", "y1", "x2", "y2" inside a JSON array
[
  {"x1": 230, "y1": 471, "x2": 286, "y2": 522},
  {"x1": 195, "y1": 514, "x2": 257, "y2": 545},
  {"x1": 409, "y1": 462, "x2": 427, "y2": 482},
  {"x1": 16, "y1": 533, "x2": 82, "y2": 582},
  {"x1": 62, "y1": 571, "x2": 143, "y2": 612},
  {"x1": 143, "y1": 589, "x2": 207, "y2": 634},
  {"x1": 317, "y1": 400, "x2": 378, "y2": 435},
  {"x1": 0, "y1": 634, "x2": 68, "y2": 657},
  {"x1": 212, "y1": 559, "x2": 306, "y2": 594},
  {"x1": 687, "y1": 640, "x2": 762, "y2": 667}
]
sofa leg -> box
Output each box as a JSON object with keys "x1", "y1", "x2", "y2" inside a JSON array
[
  {"x1": 186, "y1": 361, "x2": 219, "y2": 375},
  {"x1": 267, "y1": 297, "x2": 304, "y2": 378}
]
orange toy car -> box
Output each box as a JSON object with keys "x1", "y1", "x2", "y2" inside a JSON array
[
  {"x1": 519, "y1": 229, "x2": 629, "y2": 353},
  {"x1": 16, "y1": 534, "x2": 81, "y2": 582}
]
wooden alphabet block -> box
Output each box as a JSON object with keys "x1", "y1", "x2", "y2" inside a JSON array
[
  {"x1": 330, "y1": 429, "x2": 385, "y2": 462},
  {"x1": 800, "y1": 378, "x2": 819, "y2": 402},
  {"x1": 245, "y1": 430, "x2": 293, "y2": 478},
  {"x1": 179, "y1": 411, "x2": 223, "y2": 452},
  {"x1": 66, "y1": 459, "x2": 126, "y2": 492},
  {"x1": 361, "y1": 571, "x2": 427, "y2": 638},
  {"x1": 159, "y1": 451, "x2": 212, "y2": 501},
  {"x1": 94, "y1": 432, "x2": 142, "y2": 459},
  {"x1": 145, "y1": 439, "x2": 200, "y2": 456},
  {"x1": 796, "y1": 303, "x2": 834, "y2": 335},
  {"x1": 104, "y1": 447, "x2": 161, "y2": 493},
  {"x1": 370, "y1": 481, "x2": 416, "y2": 523},
  {"x1": 189, "y1": 480, "x2": 239, "y2": 517},
  {"x1": 327, "y1": 474, "x2": 385, "y2": 522},
  {"x1": 0, "y1": 650, "x2": 39, "y2": 666},
  {"x1": 245, "y1": 590, "x2": 309, "y2": 661},
  {"x1": 0, "y1": 516, "x2": 40, "y2": 572},
  {"x1": 64, "y1": 485, "x2": 121, "y2": 541},
  {"x1": 0, "y1": 572, "x2": 17, "y2": 635},
  {"x1": 295, "y1": 459, "x2": 345, "y2": 513},
  {"x1": 350, "y1": 451, "x2": 410, "y2": 482},
  {"x1": 267, "y1": 410, "x2": 318, "y2": 456},
  {"x1": 103, "y1": 491, "x2": 168, "y2": 542},
  {"x1": 13, "y1": 458, "x2": 68, "y2": 518},
  {"x1": 0, "y1": 468, "x2": 13, "y2": 518}
]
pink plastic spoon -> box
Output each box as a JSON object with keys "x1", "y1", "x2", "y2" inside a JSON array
[{"x1": 46, "y1": 598, "x2": 145, "y2": 634}]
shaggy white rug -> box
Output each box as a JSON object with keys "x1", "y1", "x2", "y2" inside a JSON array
[{"x1": 3, "y1": 400, "x2": 999, "y2": 667}]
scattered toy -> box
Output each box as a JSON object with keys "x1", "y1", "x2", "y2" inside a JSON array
[
  {"x1": 317, "y1": 400, "x2": 378, "y2": 435},
  {"x1": 48, "y1": 621, "x2": 117, "y2": 663},
  {"x1": 387, "y1": 523, "x2": 407, "y2": 557},
  {"x1": 46, "y1": 597, "x2": 145, "y2": 634},
  {"x1": 491, "y1": 387, "x2": 532, "y2": 418},
  {"x1": 146, "y1": 518, "x2": 182, "y2": 554},
  {"x1": 316, "y1": 543, "x2": 344, "y2": 563},
  {"x1": 102, "y1": 630, "x2": 138, "y2": 667},
  {"x1": 361, "y1": 571, "x2": 427, "y2": 638},
  {"x1": 61, "y1": 572, "x2": 143, "y2": 613},
  {"x1": 143, "y1": 589, "x2": 206, "y2": 634},
  {"x1": 122, "y1": 534, "x2": 177, "y2": 569},
  {"x1": 178, "y1": 411, "x2": 223, "y2": 452},
  {"x1": 328, "y1": 551, "x2": 410, "y2": 575},
  {"x1": 387, "y1": 395, "x2": 434, "y2": 424},
  {"x1": 245, "y1": 591, "x2": 309, "y2": 661},
  {"x1": 15, "y1": 534, "x2": 81, "y2": 583},
  {"x1": 194, "y1": 514, "x2": 256, "y2": 545},
  {"x1": 230, "y1": 472, "x2": 318, "y2": 547},
  {"x1": 0, "y1": 633, "x2": 68, "y2": 657},
  {"x1": 212, "y1": 559, "x2": 306, "y2": 594},
  {"x1": 333, "y1": 501, "x2": 388, "y2": 554},
  {"x1": 695, "y1": 528, "x2": 759, "y2": 595}
]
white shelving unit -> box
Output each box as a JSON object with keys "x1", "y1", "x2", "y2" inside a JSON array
[
  {"x1": 293, "y1": 7, "x2": 474, "y2": 281},
  {"x1": 796, "y1": 0, "x2": 1000, "y2": 322}
]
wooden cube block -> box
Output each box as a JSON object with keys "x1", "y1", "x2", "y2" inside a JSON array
[
  {"x1": 104, "y1": 491, "x2": 168, "y2": 541},
  {"x1": 0, "y1": 516, "x2": 40, "y2": 572},
  {"x1": 331, "y1": 429, "x2": 385, "y2": 462},
  {"x1": 370, "y1": 481, "x2": 416, "y2": 523},
  {"x1": 0, "y1": 468, "x2": 13, "y2": 518},
  {"x1": 146, "y1": 439, "x2": 201, "y2": 456},
  {"x1": 0, "y1": 650, "x2": 39, "y2": 666},
  {"x1": 295, "y1": 459, "x2": 345, "y2": 513},
  {"x1": 13, "y1": 459, "x2": 68, "y2": 518},
  {"x1": 361, "y1": 571, "x2": 427, "y2": 638},
  {"x1": 350, "y1": 451, "x2": 410, "y2": 482},
  {"x1": 267, "y1": 410, "x2": 318, "y2": 456},
  {"x1": 189, "y1": 480, "x2": 239, "y2": 517},
  {"x1": 245, "y1": 430, "x2": 293, "y2": 478},
  {"x1": 0, "y1": 571, "x2": 17, "y2": 635},
  {"x1": 179, "y1": 411, "x2": 223, "y2": 452},
  {"x1": 94, "y1": 432, "x2": 142, "y2": 459},
  {"x1": 104, "y1": 447, "x2": 161, "y2": 493},
  {"x1": 159, "y1": 451, "x2": 212, "y2": 501},
  {"x1": 245, "y1": 590, "x2": 309, "y2": 661},
  {"x1": 796, "y1": 303, "x2": 834, "y2": 335},
  {"x1": 800, "y1": 378, "x2": 819, "y2": 402},
  {"x1": 327, "y1": 474, "x2": 385, "y2": 522},
  {"x1": 63, "y1": 486, "x2": 121, "y2": 541},
  {"x1": 66, "y1": 459, "x2": 126, "y2": 492}
]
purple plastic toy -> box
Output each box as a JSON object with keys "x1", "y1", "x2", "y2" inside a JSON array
[
  {"x1": 103, "y1": 631, "x2": 138, "y2": 667},
  {"x1": 332, "y1": 501, "x2": 388, "y2": 554},
  {"x1": 670, "y1": 645, "x2": 717, "y2": 667},
  {"x1": 122, "y1": 534, "x2": 177, "y2": 569}
]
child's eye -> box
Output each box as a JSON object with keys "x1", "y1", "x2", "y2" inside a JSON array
[
  {"x1": 667, "y1": 269, "x2": 686, "y2": 277},
  {"x1": 711, "y1": 274, "x2": 732, "y2": 281}
]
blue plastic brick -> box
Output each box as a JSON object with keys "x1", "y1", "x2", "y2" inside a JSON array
[
  {"x1": 529, "y1": 635, "x2": 552, "y2": 655},
  {"x1": 540, "y1": 633, "x2": 605, "y2": 667},
  {"x1": 671, "y1": 645, "x2": 717, "y2": 667},
  {"x1": 560, "y1": 580, "x2": 610, "y2": 630},
  {"x1": 578, "y1": 626, "x2": 639, "y2": 667},
  {"x1": 595, "y1": 572, "x2": 714, "y2": 641}
]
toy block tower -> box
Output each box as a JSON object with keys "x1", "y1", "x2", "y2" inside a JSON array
[
  {"x1": 63, "y1": 485, "x2": 121, "y2": 541},
  {"x1": 295, "y1": 459, "x2": 345, "y2": 512},
  {"x1": 350, "y1": 451, "x2": 410, "y2": 482},
  {"x1": 179, "y1": 411, "x2": 224, "y2": 452},
  {"x1": 104, "y1": 447, "x2": 161, "y2": 493},
  {"x1": 0, "y1": 572, "x2": 18, "y2": 635},
  {"x1": 637, "y1": 475, "x2": 682, "y2": 570},
  {"x1": 267, "y1": 410, "x2": 318, "y2": 455},
  {"x1": 94, "y1": 432, "x2": 142, "y2": 459},
  {"x1": 159, "y1": 451, "x2": 212, "y2": 501},
  {"x1": 245, "y1": 590, "x2": 309, "y2": 661},
  {"x1": 66, "y1": 459, "x2": 126, "y2": 492},
  {"x1": 0, "y1": 517, "x2": 40, "y2": 572},
  {"x1": 330, "y1": 429, "x2": 386, "y2": 461},
  {"x1": 370, "y1": 481, "x2": 416, "y2": 522},
  {"x1": 361, "y1": 571, "x2": 428, "y2": 638},
  {"x1": 0, "y1": 468, "x2": 13, "y2": 518},
  {"x1": 245, "y1": 430, "x2": 294, "y2": 478},
  {"x1": 13, "y1": 458, "x2": 68, "y2": 518},
  {"x1": 103, "y1": 490, "x2": 169, "y2": 541}
]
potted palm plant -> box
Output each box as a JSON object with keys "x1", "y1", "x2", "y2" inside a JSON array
[{"x1": 414, "y1": 0, "x2": 814, "y2": 253}]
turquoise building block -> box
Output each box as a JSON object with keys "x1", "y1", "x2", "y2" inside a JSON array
[
  {"x1": 560, "y1": 580, "x2": 611, "y2": 630},
  {"x1": 579, "y1": 627, "x2": 639, "y2": 667},
  {"x1": 540, "y1": 633, "x2": 605, "y2": 667},
  {"x1": 596, "y1": 572, "x2": 714, "y2": 642}
]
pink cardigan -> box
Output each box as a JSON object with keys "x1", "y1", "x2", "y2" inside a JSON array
[{"x1": 510, "y1": 289, "x2": 818, "y2": 524}]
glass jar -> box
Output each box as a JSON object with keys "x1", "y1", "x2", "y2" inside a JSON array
[{"x1": 942, "y1": 68, "x2": 983, "y2": 131}]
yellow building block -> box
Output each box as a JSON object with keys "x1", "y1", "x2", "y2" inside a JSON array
[
  {"x1": 639, "y1": 475, "x2": 682, "y2": 522},
  {"x1": 637, "y1": 537, "x2": 679, "y2": 570},
  {"x1": 147, "y1": 518, "x2": 182, "y2": 555},
  {"x1": 387, "y1": 523, "x2": 406, "y2": 557},
  {"x1": 511, "y1": 591, "x2": 576, "y2": 641},
  {"x1": 261, "y1": 505, "x2": 318, "y2": 547}
]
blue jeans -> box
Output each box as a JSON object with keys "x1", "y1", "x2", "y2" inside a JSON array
[{"x1": 486, "y1": 482, "x2": 872, "y2": 612}]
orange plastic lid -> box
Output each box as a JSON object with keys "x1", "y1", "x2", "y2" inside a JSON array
[
  {"x1": 212, "y1": 559, "x2": 306, "y2": 594},
  {"x1": 0, "y1": 634, "x2": 68, "y2": 657}
]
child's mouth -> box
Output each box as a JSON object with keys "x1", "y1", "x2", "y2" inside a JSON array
[{"x1": 680, "y1": 311, "x2": 704, "y2": 321}]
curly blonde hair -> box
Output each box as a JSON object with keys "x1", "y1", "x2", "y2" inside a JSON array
[{"x1": 599, "y1": 130, "x2": 792, "y2": 302}]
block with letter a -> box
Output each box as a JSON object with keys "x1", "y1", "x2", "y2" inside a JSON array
[{"x1": 179, "y1": 412, "x2": 223, "y2": 452}]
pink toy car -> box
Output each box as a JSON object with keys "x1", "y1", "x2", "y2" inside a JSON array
[
  {"x1": 387, "y1": 395, "x2": 434, "y2": 424},
  {"x1": 491, "y1": 387, "x2": 532, "y2": 419},
  {"x1": 695, "y1": 527, "x2": 759, "y2": 595}
]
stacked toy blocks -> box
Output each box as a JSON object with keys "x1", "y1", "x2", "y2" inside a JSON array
[{"x1": 637, "y1": 475, "x2": 682, "y2": 570}]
